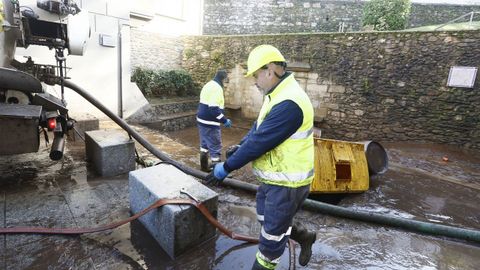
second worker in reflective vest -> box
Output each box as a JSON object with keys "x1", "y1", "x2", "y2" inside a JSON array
[
  {"x1": 197, "y1": 69, "x2": 232, "y2": 171},
  {"x1": 206, "y1": 45, "x2": 317, "y2": 270}
]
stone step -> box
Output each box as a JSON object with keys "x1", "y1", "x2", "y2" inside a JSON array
[
  {"x1": 149, "y1": 99, "x2": 199, "y2": 117},
  {"x1": 141, "y1": 110, "x2": 197, "y2": 131}
]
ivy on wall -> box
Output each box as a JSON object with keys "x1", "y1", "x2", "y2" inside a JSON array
[
  {"x1": 362, "y1": 0, "x2": 412, "y2": 31},
  {"x1": 131, "y1": 68, "x2": 200, "y2": 98}
]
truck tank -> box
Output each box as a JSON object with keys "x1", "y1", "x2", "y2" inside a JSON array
[{"x1": 0, "y1": 0, "x2": 88, "y2": 159}]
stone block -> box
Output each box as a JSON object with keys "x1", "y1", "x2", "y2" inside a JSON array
[
  {"x1": 328, "y1": 85, "x2": 346, "y2": 93},
  {"x1": 85, "y1": 130, "x2": 135, "y2": 177},
  {"x1": 129, "y1": 164, "x2": 218, "y2": 259},
  {"x1": 354, "y1": 109, "x2": 364, "y2": 116},
  {"x1": 307, "y1": 72, "x2": 318, "y2": 80},
  {"x1": 325, "y1": 103, "x2": 339, "y2": 110},
  {"x1": 315, "y1": 107, "x2": 328, "y2": 118},
  {"x1": 385, "y1": 98, "x2": 395, "y2": 104},
  {"x1": 307, "y1": 84, "x2": 328, "y2": 94},
  {"x1": 68, "y1": 113, "x2": 99, "y2": 141}
]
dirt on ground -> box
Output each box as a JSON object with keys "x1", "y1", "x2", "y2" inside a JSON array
[{"x1": 1, "y1": 119, "x2": 479, "y2": 269}]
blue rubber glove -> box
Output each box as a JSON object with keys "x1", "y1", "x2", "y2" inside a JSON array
[
  {"x1": 224, "y1": 119, "x2": 232, "y2": 128},
  {"x1": 206, "y1": 162, "x2": 229, "y2": 185}
]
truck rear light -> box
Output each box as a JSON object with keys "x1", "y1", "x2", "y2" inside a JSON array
[{"x1": 48, "y1": 118, "x2": 56, "y2": 130}]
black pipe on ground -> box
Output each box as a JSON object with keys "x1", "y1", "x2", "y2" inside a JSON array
[{"x1": 61, "y1": 79, "x2": 480, "y2": 244}]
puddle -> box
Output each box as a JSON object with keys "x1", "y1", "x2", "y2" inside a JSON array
[{"x1": 1, "y1": 121, "x2": 479, "y2": 269}]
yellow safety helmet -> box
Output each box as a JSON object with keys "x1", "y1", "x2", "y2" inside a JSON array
[{"x1": 245, "y1": 45, "x2": 286, "y2": 77}]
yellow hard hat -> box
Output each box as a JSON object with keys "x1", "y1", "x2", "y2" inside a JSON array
[{"x1": 245, "y1": 45, "x2": 286, "y2": 77}]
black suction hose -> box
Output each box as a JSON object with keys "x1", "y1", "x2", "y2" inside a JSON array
[
  {"x1": 61, "y1": 79, "x2": 257, "y2": 192},
  {"x1": 61, "y1": 79, "x2": 480, "y2": 244}
]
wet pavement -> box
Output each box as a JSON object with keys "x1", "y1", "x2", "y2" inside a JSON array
[{"x1": 1, "y1": 119, "x2": 480, "y2": 269}]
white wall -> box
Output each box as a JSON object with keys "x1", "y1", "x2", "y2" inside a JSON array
[
  {"x1": 130, "y1": 0, "x2": 203, "y2": 36},
  {"x1": 14, "y1": 0, "x2": 204, "y2": 119},
  {"x1": 15, "y1": 0, "x2": 148, "y2": 119}
]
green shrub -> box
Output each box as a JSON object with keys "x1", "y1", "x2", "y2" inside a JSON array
[
  {"x1": 362, "y1": 0, "x2": 411, "y2": 31},
  {"x1": 131, "y1": 68, "x2": 200, "y2": 98}
]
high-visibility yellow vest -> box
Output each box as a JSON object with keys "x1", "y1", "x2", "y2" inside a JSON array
[
  {"x1": 199, "y1": 81, "x2": 224, "y2": 109},
  {"x1": 252, "y1": 74, "x2": 314, "y2": 188}
]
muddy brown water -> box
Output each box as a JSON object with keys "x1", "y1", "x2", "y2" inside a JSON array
[{"x1": 1, "y1": 120, "x2": 479, "y2": 269}]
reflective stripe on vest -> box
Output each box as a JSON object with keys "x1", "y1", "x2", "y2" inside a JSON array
[
  {"x1": 290, "y1": 128, "x2": 313, "y2": 140},
  {"x1": 252, "y1": 74, "x2": 314, "y2": 188},
  {"x1": 253, "y1": 168, "x2": 314, "y2": 183}
]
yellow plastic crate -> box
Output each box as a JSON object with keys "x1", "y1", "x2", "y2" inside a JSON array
[{"x1": 311, "y1": 138, "x2": 370, "y2": 193}]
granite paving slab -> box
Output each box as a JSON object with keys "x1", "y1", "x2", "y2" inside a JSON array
[
  {"x1": 5, "y1": 236, "x2": 95, "y2": 270},
  {"x1": 5, "y1": 187, "x2": 76, "y2": 247},
  {"x1": 62, "y1": 183, "x2": 127, "y2": 228}
]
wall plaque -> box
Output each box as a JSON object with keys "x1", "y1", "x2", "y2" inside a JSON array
[{"x1": 447, "y1": 66, "x2": 477, "y2": 88}]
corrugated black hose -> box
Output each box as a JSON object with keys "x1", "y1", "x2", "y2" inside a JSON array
[{"x1": 61, "y1": 79, "x2": 480, "y2": 247}]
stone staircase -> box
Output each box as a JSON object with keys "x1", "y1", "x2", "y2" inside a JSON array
[{"x1": 127, "y1": 98, "x2": 198, "y2": 131}]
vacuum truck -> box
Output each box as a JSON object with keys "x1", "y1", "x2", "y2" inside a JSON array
[{"x1": 0, "y1": 0, "x2": 89, "y2": 160}]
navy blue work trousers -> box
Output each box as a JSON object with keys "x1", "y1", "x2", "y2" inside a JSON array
[
  {"x1": 256, "y1": 183, "x2": 310, "y2": 261},
  {"x1": 198, "y1": 124, "x2": 222, "y2": 159}
]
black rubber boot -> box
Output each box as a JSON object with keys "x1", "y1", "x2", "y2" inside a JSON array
[
  {"x1": 290, "y1": 224, "x2": 316, "y2": 266},
  {"x1": 200, "y1": 151, "x2": 209, "y2": 172}
]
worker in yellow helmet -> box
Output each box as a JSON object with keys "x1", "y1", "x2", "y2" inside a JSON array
[{"x1": 206, "y1": 45, "x2": 316, "y2": 269}]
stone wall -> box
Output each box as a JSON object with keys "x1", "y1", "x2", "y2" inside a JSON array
[
  {"x1": 181, "y1": 31, "x2": 480, "y2": 149},
  {"x1": 203, "y1": 0, "x2": 364, "y2": 34},
  {"x1": 130, "y1": 29, "x2": 184, "y2": 71},
  {"x1": 203, "y1": 0, "x2": 480, "y2": 34}
]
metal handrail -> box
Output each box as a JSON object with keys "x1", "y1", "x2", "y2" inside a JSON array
[{"x1": 434, "y1": 11, "x2": 480, "y2": 30}]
